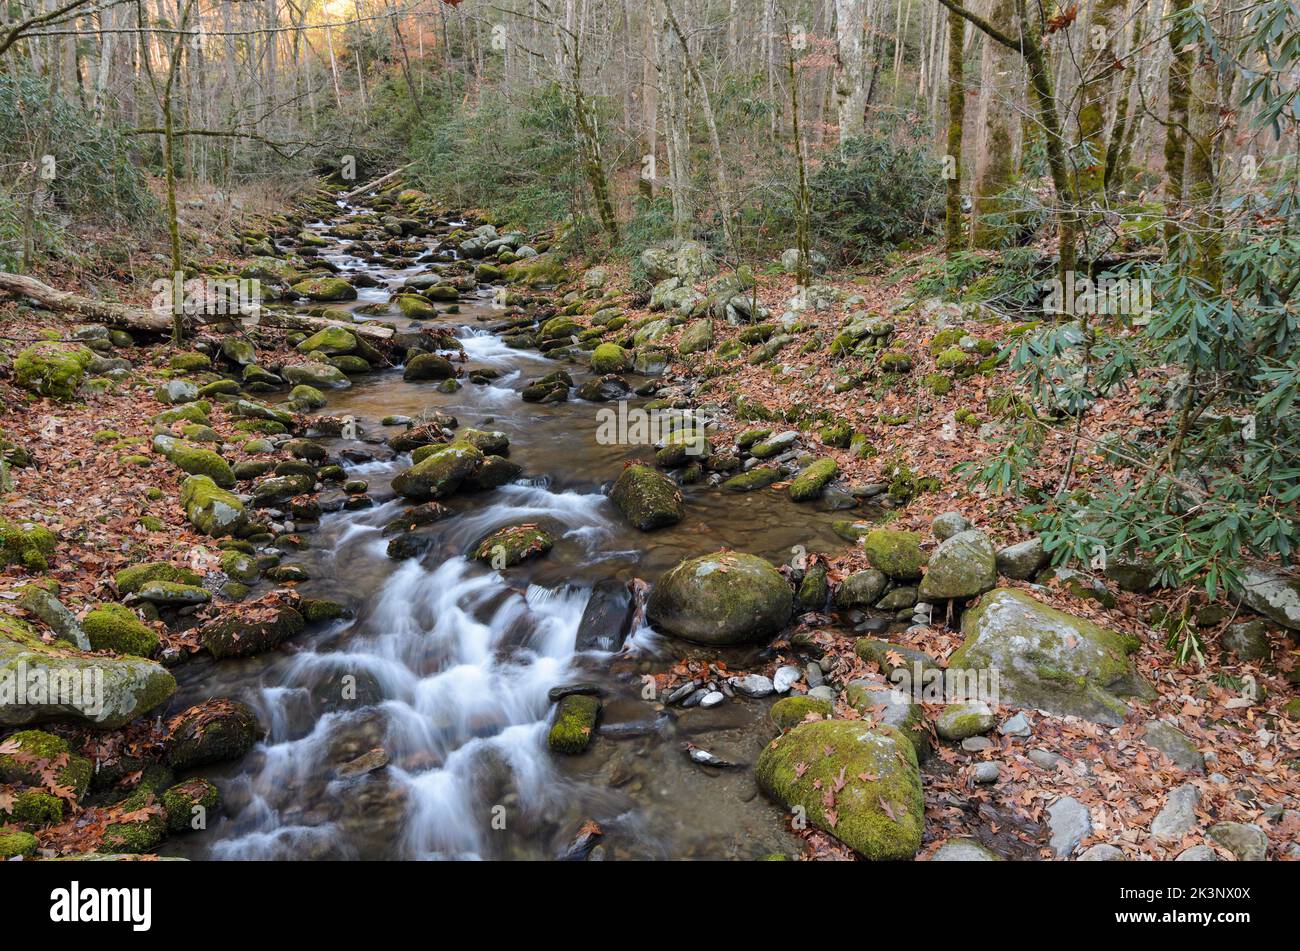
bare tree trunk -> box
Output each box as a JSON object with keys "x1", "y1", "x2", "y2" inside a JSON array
[{"x1": 834, "y1": 0, "x2": 867, "y2": 144}]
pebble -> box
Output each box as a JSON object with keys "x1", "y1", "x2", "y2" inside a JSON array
[
  {"x1": 1047, "y1": 796, "x2": 1093, "y2": 858},
  {"x1": 972, "y1": 762, "x2": 1000, "y2": 784},
  {"x1": 961, "y1": 736, "x2": 993, "y2": 752},
  {"x1": 1028, "y1": 749, "x2": 1064, "y2": 770},
  {"x1": 699, "y1": 690, "x2": 725, "y2": 709},
  {"x1": 998, "y1": 712, "x2": 1032, "y2": 737},
  {"x1": 805, "y1": 662, "x2": 825, "y2": 688},
  {"x1": 1078, "y1": 844, "x2": 1124, "y2": 861},
  {"x1": 773, "y1": 666, "x2": 802, "y2": 694},
  {"x1": 682, "y1": 688, "x2": 708, "y2": 708},
  {"x1": 731, "y1": 674, "x2": 774, "y2": 698},
  {"x1": 807, "y1": 685, "x2": 837, "y2": 702}
]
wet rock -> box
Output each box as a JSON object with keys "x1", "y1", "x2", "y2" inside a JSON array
[
  {"x1": 935, "y1": 700, "x2": 994, "y2": 740},
  {"x1": 731, "y1": 673, "x2": 775, "y2": 698},
  {"x1": 756, "y1": 720, "x2": 924, "y2": 860},
  {"x1": 950, "y1": 588, "x2": 1153, "y2": 725},
  {"x1": 1142, "y1": 719, "x2": 1205, "y2": 772},
  {"x1": 1207, "y1": 822, "x2": 1267, "y2": 861},
  {"x1": 472, "y1": 524, "x2": 553, "y2": 567},
  {"x1": 283, "y1": 361, "x2": 351, "y2": 389},
  {"x1": 336, "y1": 747, "x2": 389, "y2": 779},
  {"x1": 788, "y1": 458, "x2": 838, "y2": 502},
  {"x1": 917, "y1": 530, "x2": 997, "y2": 601},
  {"x1": 386, "y1": 532, "x2": 434, "y2": 561},
  {"x1": 548, "y1": 694, "x2": 599, "y2": 754},
  {"x1": 199, "y1": 600, "x2": 305, "y2": 659},
  {"x1": 1151, "y1": 783, "x2": 1201, "y2": 842},
  {"x1": 721, "y1": 466, "x2": 781, "y2": 492},
  {"x1": 931, "y1": 838, "x2": 1003, "y2": 861},
  {"x1": 180, "y1": 475, "x2": 248, "y2": 537},
  {"x1": 134, "y1": 580, "x2": 211, "y2": 608},
  {"x1": 521, "y1": 370, "x2": 572, "y2": 403},
  {"x1": 995, "y1": 538, "x2": 1049, "y2": 580},
  {"x1": 1047, "y1": 796, "x2": 1092, "y2": 857},
  {"x1": 875, "y1": 586, "x2": 917, "y2": 611},
  {"x1": 403, "y1": 352, "x2": 456, "y2": 381},
  {"x1": 609, "y1": 464, "x2": 684, "y2": 530},
  {"x1": 577, "y1": 375, "x2": 631, "y2": 402},
  {"x1": 575, "y1": 579, "x2": 634, "y2": 652},
  {"x1": 83, "y1": 603, "x2": 159, "y2": 657},
  {"x1": 647, "y1": 551, "x2": 793, "y2": 646},
  {"x1": 590, "y1": 343, "x2": 631, "y2": 374},
  {"x1": 547, "y1": 683, "x2": 602, "y2": 702},
  {"x1": 166, "y1": 699, "x2": 260, "y2": 770},
  {"x1": 844, "y1": 681, "x2": 928, "y2": 758},
  {"x1": 162, "y1": 778, "x2": 221, "y2": 833},
  {"x1": 391, "y1": 442, "x2": 484, "y2": 501},
  {"x1": 699, "y1": 690, "x2": 725, "y2": 708}
]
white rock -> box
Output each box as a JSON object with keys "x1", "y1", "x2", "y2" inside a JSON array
[{"x1": 773, "y1": 665, "x2": 802, "y2": 694}]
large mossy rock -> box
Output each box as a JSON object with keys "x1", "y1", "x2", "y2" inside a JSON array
[
  {"x1": 646, "y1": 551, "x2": 792, "y2": 645},
  {"x1": 180, "y1": 475, "x2": 248, "y2": 537},
  {"x1": 152, "y1": 435, "x2": 236, "y2": 488},
  {"x1": 403, "y1": 352, "x2": 456, "y2": 381},
  {"x1": 83, "y1": 603, "x2": 159, "y2": 657},
  {"x1": 0, "y1": 729, "x2": 93, "y2": 799},
  {"x1": 166, "y1": 700, "x2": 259, "y2": 770},
  {"x1": 950, "y1": 588, "x2": 1153, "y2": 725},
  {"x1": 609, "y1": 464, "x2": 684, "y2": 530},
  {"x1": 283, "y1": 361, "x2": 350, "y2": 389},
  {"x1": 473, "y1": 524, "x2": 553, "y2": 567},
  {"x1": 15, "y1": 343, "x2": 93, "y2": 400},
  {"x1": 114, "y1": 561, "x2": 202, "y2": 595},
  {"x1": 391, "y1": 442, "x2": 484, "y2": 501},
  {"x1": 0, "y1": 616, "x2": 175, "y2": 728},
  {"x1": 296, "y1": 326, "x2": 357, "y2": 355},
  {"x1": 789, "y1": 458, "x2": 838, "y2": 502},
  {"x1": 862, "y1": 529, "x2": 926, "y2": 581},
  {"x1": 291, "y1": 276, "x2": 357, "y2": 301},
  {"x1": 917, "y1": 529, "x2": 997, "y2": 600},
  {"x1": 590, "y1": 342, "x2": 631, "y2": 374},
  {"x1": 0, "y1": 516, "x2": 57, "y2": 570},
  {"x1": 755, "y1": 720, "x2": 924, "y2": 860}
]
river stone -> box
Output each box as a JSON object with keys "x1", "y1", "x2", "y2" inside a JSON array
[
  {"x1": 575, "y1": 578, "x2": 634, "y2": 652},
  {"x1": 834, "y1": 569, "x2": 887, "y2": 609},
  {"x1": 0, "y1": 616, "x2": 176, "y2": 729},
  {"x1": 768, "y1": 695, "x2": 832, "y2": 730},
  {"x1": 1207, "y1": 822, "x2": 1267, "y2": 861},
  {"x1": 403, "y1": 352, "x2": 456, "y2": 381},
  {"x1": 853, "y1": 639, "x2": 942, "y2": 680},
  {"x1": 731, "y1": 674, "x2": 775, "y2": 698},
  {"x1": 548, "y1": 695, "x2": 599, "y2": 753},
  {"x1": 647, "y1": 551, "x2": 792, "y2": 645},
  {"x1": 155, "y1": 379, "x2": 199, "y2": 405},
  {"x1": 283, "y1": 361, "x2": 350, "y2": 389},
  {"x1": 472, "y1": 524, "x2": 553, "y2": 567},
  {"x1": 931, "y1": 838, "x2": 1003, "y2": 861},
  {"x1": 1175, "y1": 844, "x2": 1218, "y2": 861},
  {"x1": 166, "y1": 700, "x2": 259, "y2": 769},
  {"x1": 861, "y1": 530, "x2": 926, "y2": 581},
  {"x1": 917, "y1": 530, "x2": 997, "y2": 601},
  {"x1": 875, "y1": 586, "x2": 917, "y2": 611},
  {"x1": 755, "y1": 720, "x2": 924, "y2": 860},
  {"x1": 1078, "y1": 844, "x2": 1124, "y2": 861},
  {"x1": 609, "y1": 464, "x2": 684, "y2": 530},
  {"x1": 391, "y1": 442, "x2": 484, "y2": 501},
  {"x1": 1220, "y1": 620, "x2": 1271, "y2": 661},
  {"x1": 796, "y1": 562, "x2": 829, "y2": 612},
  {"x1": 788, "y1": 458, "x2": 838, "y2": 502},
  {"x1": 931, "y1": 512, "x2": 970, "y2": 541},
  {"x1": 935, "y1": 700, "x2": 994, "y2": 740},
  {"x1": 973, "y1": 761, "x2": 1000, "y2": 783},
  {"x1": 773, "y1": 665, "x2": 802, "y2": 694},
  {"x1": 199, "y1": 602, "x2": 305, "y2": 659},
  {"x1": 180, "y1": 475, "x2": 248, "y2": 537},
  {"x1": 995, "y1": 538, "x2": 1049, "y2": 580},
  {"x1": 1151, "y1": 783, "x2": 1201, "y2": 842},
  {"x1": 949, "y1": 588, "x2": 1153, "y2": 725},
  {"x1": 1047, "y1": 796, "x2": 1092, "y2": 857},
  {"x1": 843, "y1": 680, "x2": 928, "y2": 758},
  {"x1": 678, "y1": 319, "x2": 714, "y2": 355},
  {"x1": 18, "y1": 585, "x2": 91, "y2": 650},
  {"x1": 999, "y1": 712, "x2": 1032, "y2": 737},
  {"x1": 1142, "y1": 719, "x2": 1205, "y2": 772}
]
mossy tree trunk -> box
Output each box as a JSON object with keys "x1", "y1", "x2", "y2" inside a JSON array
[
  {"x1": 944, "y1": 7, "x2": 964, "y2": 254},
  {"x1": 1103, "y1": 6, "x2": 1146, "y2": 197},
  {"x1": 1162, "y1": 0, "x2": 1194, "y2": 247},
  {"x1": 969, "y1": 0, "x2": 1019, "y2": 248},
  {"x1": 1186, "y1": 29, "x2": 1223, "y2": 292}
]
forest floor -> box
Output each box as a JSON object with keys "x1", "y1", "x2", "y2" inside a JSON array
[{"x1": 1, "y1": 178, "x2": 1297, "y2": 861}]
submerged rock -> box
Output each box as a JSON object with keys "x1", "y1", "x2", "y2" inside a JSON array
[
  {"x1": 949, "y1": 588, "x2": 1153, "y2": 725},
  {"x1": 756, "y1": 720, "x2": 924, "y2": 860},
  {"x1": 647, "y1": 551, "x2": 792, "y2": 645}
]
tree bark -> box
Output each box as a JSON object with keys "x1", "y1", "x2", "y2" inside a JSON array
[{"x1": 944, "y1": 6, "x2": 965, "y2": 253}]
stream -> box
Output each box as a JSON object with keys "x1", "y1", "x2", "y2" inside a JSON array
[{"x1": 163, "y1": 197, "x2": 871, "y2": 861}]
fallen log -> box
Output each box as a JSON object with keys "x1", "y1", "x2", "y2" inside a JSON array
[
  {"x1": 0, "y1": 270, "x2": 394, "y2": 342},
  {"x1": 340, "y1": 163, "x2": 414, "y2": 202}
]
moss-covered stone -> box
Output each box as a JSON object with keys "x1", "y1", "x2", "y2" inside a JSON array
[
  {"x1": 391, "y1": 441, "x2": 484, "y2": 501},
  {"x1": 114, "y1": 562, "x2": 202, "y2": 595},
  {"x1": 100, "y1": 807, "x2": 166, "y2": 854},
  {"x1": 547, "y1": 694, "x2": 599, "y2": 754},
  {"x1": 769, "y1": 695, "x2": 833, "y2": 730},
  {"x1": 134, "y1": 580, "x2": 211, "y2": 607},
  {"x1": 14, "y1": 343, "x2": 93, "y2": 399},
  {"x1": 291, "y1": 276, "x2": 357, "y2": 301},
  {"x1": 300, "y1": 598, "x2": 349, "y2": 623},
  {"x1": 0, "y1": 831, "x2": 38, "y2": 858},
  {"x1": 721, "y1": 467, "x2": 781, "y2": 492},
  {"x1": 0, "y1": 729, "x2": 93, "y2": 800},
  {"x1": 862, "y1": 529, "x2": 926, "y2": 581},
  {"x1": 610, "y1": 464, "x2": 684, "y2": 530},
  {"x1": 950, "y1": 588, "x2": 1153, "y2": 725},
  {"x1": 180, "y1": 475, "x2": 247, "y2": 536},
  {"x1": 153, "y1": 436, "x2": 236, "y2": 488},
  {"x1": 835, "y1": 569, "x2": 888, "y2": 609},
  {"x1": 756, "y1": 720, "x2": 923, "y2": 859},
  {"x1": 473, "y1": 524, "x2": 553, "y2": 567},
  {"x1": 647, "y1": 550, "x2": 792, "y2": 645},
  {"x1": 1, "y1": 787, "x2": 64, "y2": 825},
  {"x1": 789, "y1": 458, "x2": 838, "y2": 502},
  {"x1": 297, "y1": 326, "x2": 357, "y2": 355},
  {"x1": 218, "y1": 550, "x2": 259, "y2": 584},
  {"x1": 161, "y1": 778, "x2": 220, "y2": 834},
  {"x1": 82, "y1": 603, "x2": 159, "y2": 657},
  {"x1": 289, "y1": 384, "x2": 327, "y2": 409},
  {"x1": 819, "y1": 421, "x2": 854, "y2": 448},
  {"x1": 590, "y1": 342, "x2": 631, "y2": 374},
  {"x1": 0, "y1": 516, "x2": 57, "y2": 570},
  {"x1": 166, "y1": 700, "x2": 259, "y2": 770},
  {"x1": 169, "y1": 351, "x2": 211, "y2": 371},
  {"x1": 917, "y1": 529, "x2": 997, "y2": 601},
  {"x1": 797, "y1": 562, "x2": 829, "y2": 612},
  {"x1": 198, "y1": 602, "x2": 304, "y2": 659},
  {"x1": 843, "y1": 680, "x2": 929, "y2": 758},
  {"x1": 403, "y1": 352, "x2": 456, "y2": 381}
]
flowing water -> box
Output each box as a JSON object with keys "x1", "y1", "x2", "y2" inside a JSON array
[{"x1": 163, "y1": 200, "x2": 869, "y2": 861}]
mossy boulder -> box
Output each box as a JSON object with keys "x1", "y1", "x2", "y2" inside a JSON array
[
  {"x1": 83, "y1": 603, "x2": 159, "y2": 657},
  {"x1": 1, "y1": 787, "x2": 64, "y2": 825},
  {"x1": 291, "y1": 276, "x2": 357, "y2": 301},
  {"x1": 934, "y1": 700, "x2": 995, "y2": 740},
  {"x1": 283, "y1": 361, "x2": 350, "y2": 389},
  {"x1": 153, "y1": 436, "x2": 235, "y2": 488},
  {"x1": 0, "y1": 831, "x2": 38, "y2": 858},
  {"x1": 756, "y1": 720, "x2": 924, "y2": 859},
  {"x1": 590, "y1": 342, "x2": 631, "y2": 374},
  {"x1": 647, "y1": 551, "x2": 793, "y2": 645},
  {"x1": 297, "y1": 326, "x2": 357, "y2": 355},
  {"x1": 391, "y1": 442, "x2": 484, "y2": 501},
  {"x1": 506, "y1": 252, "x2": 569, "y2": 286},
  {"x1": 218, "y1": 550, "x2": 259, "y2": 584},
  {"x1": 862, "y1": 529, "x2": 926, "y2": 581},
  {"x1": 397, "y1": 294, "x2": 439, "y2": 319},
  {"x1": 15, "y1": 343, "x2": 93, "y2": 399},
  {"x1": 161, "y1": 778, "x2": 220, "y2": 834},
  {"x1": 0, "y1": 729, "x2": 93, "y2": 799},
  {"x1": 721, "y1": 467, "x2": 781, "y2": 492},
  {"x1": 134, "y1": 581, "x2": 211, "y2": 607},
  {"x1": 0, "y1": 617, "x2": 175, "y2": 728},
  {"x1": 199, "y1": 602, "x2": 304, "y2": 659},
  {"x1": 917, "y1": 529, "x2": 997, "y2": 601},
  {"x1": 950, "y1": 588, "x2": 1154, "y2": 725},
  {"x1": 300, "y1": 598, "x2": 350, "y2": 623},
  {"x1": 769, "y1": 695, "x2": 833, "y2": 730},
  {"x1": 403, "y1": 352, "x2": 456, "y2": 381},
  {"x1": 473, "y1": 524, "x2": 553, "y2": 567},
  {"x1": 677, "y1": 319, "x2": 714, "y2": 355},
  {"x1": 169, "y1": 351, "x2": 211, "y2": 372},
  {"x1": 0, "y1": 516, "x2": 57, "y2": 570},
  {"x1": 834, "y1": 569, "x2": 888, "y2": 609},
  {"x1": 789, "y1": 458, "x2": 838, "y2": 502},
  {"x1": 610, "y1": 464, "x2": 684, "y2": 530},
  {"x1": 166, "y1": 700, "x2": 259, "y2": 770},
  {"x1": 180, "y1": 475, "x2": 248, "y2": 537},
  {"x1": 548, "y1": 694, "x2": 599, "y2": 753},
  {"x1": 843, "y1": 681, "x2": 929, "y2": 758},
  {"x1": 289, "y1": 384, "x2": 327, "y2": 409},
  {"x1": 114, "y1": 562, "x2": 202, "y2": 595}
]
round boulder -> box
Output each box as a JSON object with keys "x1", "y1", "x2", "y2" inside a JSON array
[{"x1": 647, "y1": 551, "x2": 792, "y2": 645}]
